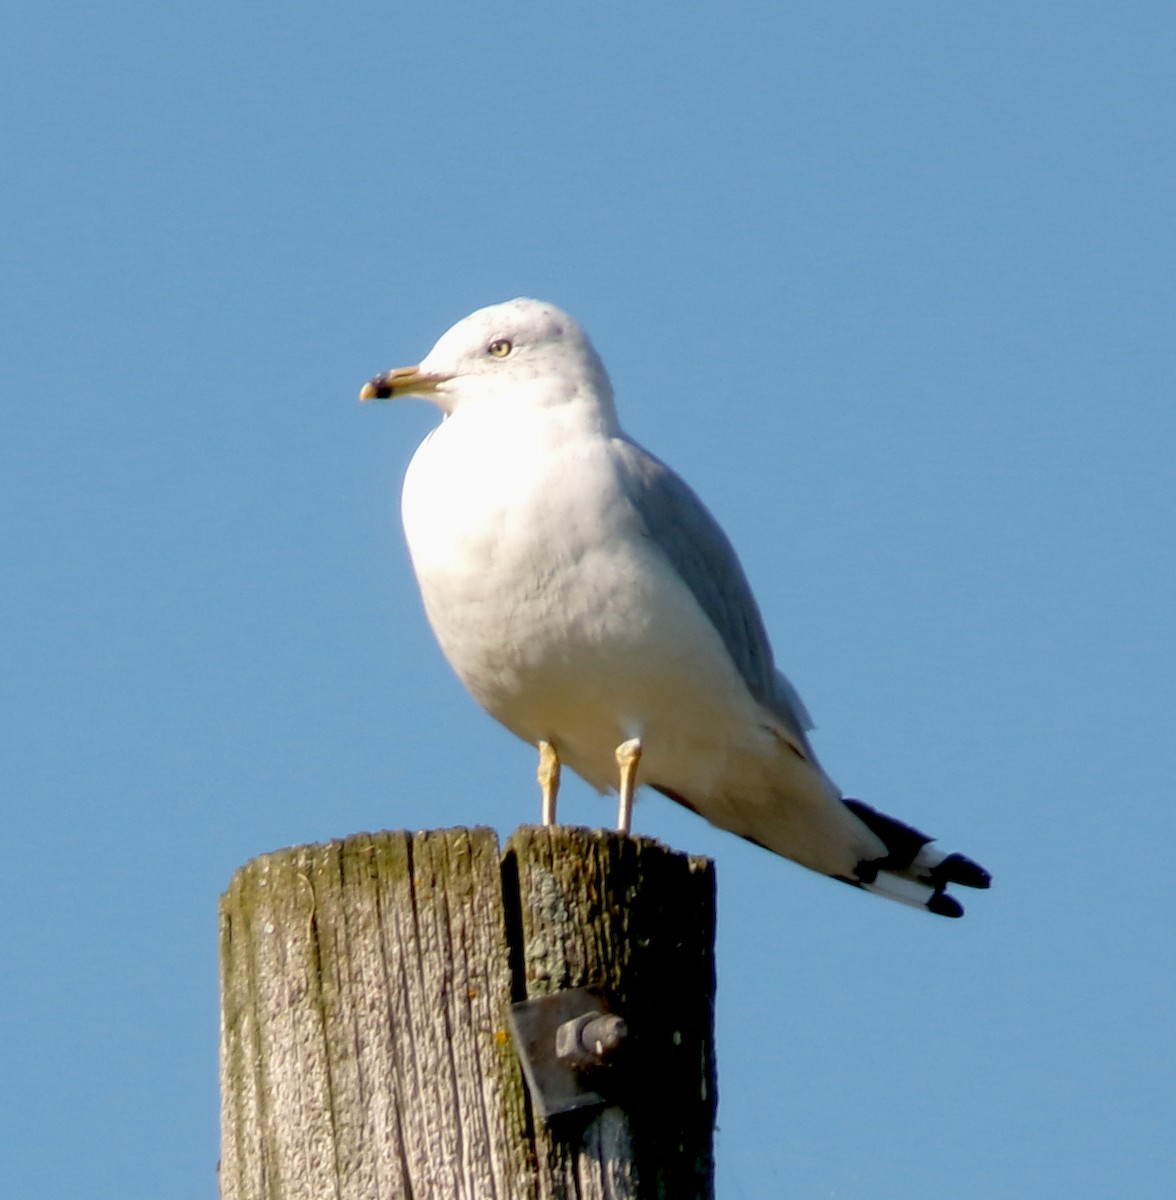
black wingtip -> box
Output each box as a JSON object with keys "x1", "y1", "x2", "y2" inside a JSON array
[
  {"x1": 928, "y1": 852, "x2": 992, "y2": 891},
  {"x1": 926, "y1": 891, "x2": 965, "y2": 918}
]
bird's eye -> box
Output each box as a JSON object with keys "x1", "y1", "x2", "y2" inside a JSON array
[{"x1": 488, "y1": 339, "x2": 512, "y2": 358}]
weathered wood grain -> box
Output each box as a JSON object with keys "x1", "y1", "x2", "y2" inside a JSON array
[
  {"x1": 219, "y1": 826, "x2": 715, "y2": 1200},
  {"x1": 506, "y1": 827, "x2": 716, "y2": 1200}
]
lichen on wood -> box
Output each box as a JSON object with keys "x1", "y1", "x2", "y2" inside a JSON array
[{"x1": 220, "y1": 826, "x2": 715, "y2": 1200}]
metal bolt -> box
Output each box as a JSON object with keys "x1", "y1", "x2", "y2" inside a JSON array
[{"x1": 555, "y1": 1011, "x2": 628, "y2": 1072}]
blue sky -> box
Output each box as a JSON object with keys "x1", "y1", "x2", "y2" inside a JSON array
[{"x1": 4, "y1": 2, "x2": 1173, "y2": 1196}]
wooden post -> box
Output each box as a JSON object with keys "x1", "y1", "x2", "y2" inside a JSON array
[{"x1": 219, "y1": 826, "x2": 716, "y2": 1200}]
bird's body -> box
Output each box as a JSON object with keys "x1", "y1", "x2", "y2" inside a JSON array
[{"x1": 364, "y1": 298, "x2": 990, "y2": 916}]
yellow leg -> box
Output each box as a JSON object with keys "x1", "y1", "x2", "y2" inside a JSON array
[
  {"x1": 615, "y1": 737, "x2": 642, "y2": 834},
  {"x1": 537, "y1": 740, "x2": 561, "y2": 827}
]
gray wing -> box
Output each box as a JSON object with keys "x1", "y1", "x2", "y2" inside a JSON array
[{"x1": 611, "y1": 437, "x2": 816, "y2": 748}]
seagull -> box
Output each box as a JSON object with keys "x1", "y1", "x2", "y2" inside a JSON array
[{"x1": 361, "y1": 298, "x2": 990, "y2": 916}]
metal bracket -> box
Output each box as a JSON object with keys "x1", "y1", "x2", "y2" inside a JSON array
[{"x1": 508, "y1": 985, "x2": 629, "y2": 1119}]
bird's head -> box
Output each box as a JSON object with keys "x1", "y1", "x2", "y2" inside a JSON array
[{"x1": 359, "y1": 298, "x2": 615, "y2": 419}]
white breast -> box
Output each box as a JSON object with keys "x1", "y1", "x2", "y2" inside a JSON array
[{"x1": 400, "y1": 400, "x2": 764, "y2": 794}]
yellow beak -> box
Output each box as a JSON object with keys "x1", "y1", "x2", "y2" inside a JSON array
[{"x1": 358, "y1": 364, "x2": 446, "y2": 402}]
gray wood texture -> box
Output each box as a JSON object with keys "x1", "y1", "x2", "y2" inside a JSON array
[{"x1": 219, "y1": 826, "x2": 715, "y2": 1200}]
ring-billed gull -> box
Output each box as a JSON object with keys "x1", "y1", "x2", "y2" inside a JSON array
[{"x1": 361, "y1": 298, "x2": 990, "y2": 917}]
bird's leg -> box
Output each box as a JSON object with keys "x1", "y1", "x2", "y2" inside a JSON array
[
  {"x1": 615, "y1": 737, "x2": 642, "y2": 834},
  {"x1": 537, "y1": 740, "x2": 561, "y2": 826}
]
